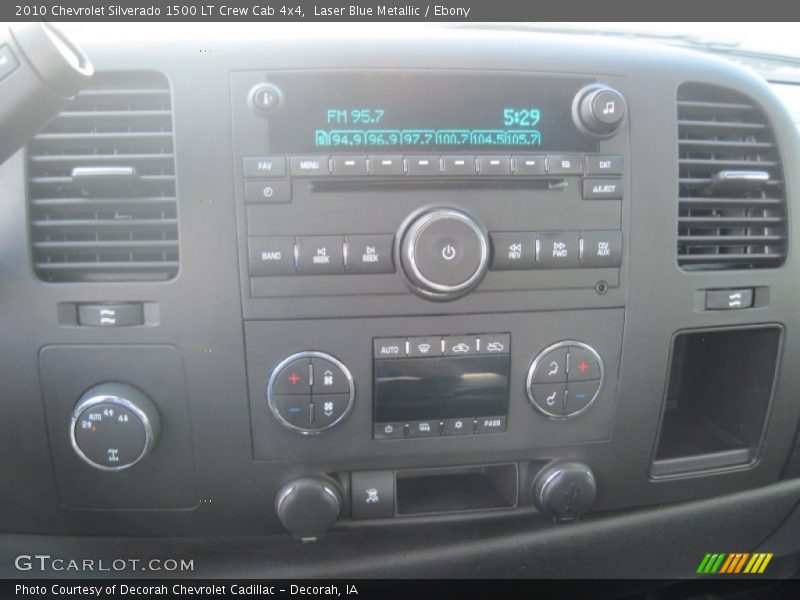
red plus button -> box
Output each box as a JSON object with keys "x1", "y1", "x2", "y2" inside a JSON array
[
  {"x1": 273, "y1": 358, "x2": 311, "y2": 394},
  {"x1": 568, "y1": 347, "x2": 601, "y2": 382}
]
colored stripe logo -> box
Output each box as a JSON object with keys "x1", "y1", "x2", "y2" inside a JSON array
[{"x1": 697, "y1": 553, "x2": 773, "y2": 574}]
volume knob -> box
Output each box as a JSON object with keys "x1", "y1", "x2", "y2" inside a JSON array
[
  {"x1": 398, "y1": 208, "x2": 490, "y2": 300},
  {"x1": 573, "y1": 84, "x2": 627, "y2": 137}
]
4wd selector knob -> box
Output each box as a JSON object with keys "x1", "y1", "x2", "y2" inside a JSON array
[
  {"x1": 399, "y1": 208, "x2": 489, "y2": 300},
  {"x1": 70, "y1": 382, "x2": 160, "y2": 471},
  {"x1": 573, "y1": 84, "x2": 627, "y2": 137}
]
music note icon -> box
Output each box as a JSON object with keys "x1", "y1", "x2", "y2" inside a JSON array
[{"x1": 602, "y1": 101, "x2": 615, "y2": 115}]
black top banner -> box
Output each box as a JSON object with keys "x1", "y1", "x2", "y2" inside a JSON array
[{"x1": 2, "y1": 0, "x2": 800, "y2": 21}]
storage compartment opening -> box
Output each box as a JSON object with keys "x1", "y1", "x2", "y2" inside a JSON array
[
  {"x1": 396, "y1": 463, "x2": 518, "y2": 516},
  {"x1": 652, "y1": 325, "x2": 781, "y2": 477}
]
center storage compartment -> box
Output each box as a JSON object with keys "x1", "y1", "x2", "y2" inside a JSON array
[
  {"x1": 396, "y1": 464, "x2": 518, "y2": 515},
  {"x1": 651, "y1": 325, "x2": 782, "y2": 477}
]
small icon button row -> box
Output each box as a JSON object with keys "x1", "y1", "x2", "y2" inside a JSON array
[
  {"x1": 374, "y1": 416, "x2": 507, "y2": 440},
  {"x1": 248, "y1": 234, "x2": 394, "y2": 277},
  {"x1": 373, "y1": 333, "x2": 510, "y2": 359},
  {"x1": 490, "y1": 230, "x2": 622, "y2": 270},
  {"x1": 277, "y1": 154, "x2": 622, "y2": 178}
]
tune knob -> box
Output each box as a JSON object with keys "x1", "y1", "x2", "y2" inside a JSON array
[
  {"x1": 275, "y1": 476, "x2": 342, "y2": 539},
  {"x1": 573, "y1": 84, "x2": 627, "y2": 137},
  {"x1": 69, "y1": 382, "x2": 160, "y2": 471},
  {"x1": 532, "y1": 462, "x2": 597, "y2": 520},
  {"x1": 398, "y1": 208, "x2": 490, "y2": 300}
]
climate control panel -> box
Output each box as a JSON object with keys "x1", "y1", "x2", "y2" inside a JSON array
[
  {"x1": 527, "y1": 341, "x2": 604, "y2": 418},
  {"x1": 267, "y1": 351, "x2": 355, "y2": 434}
]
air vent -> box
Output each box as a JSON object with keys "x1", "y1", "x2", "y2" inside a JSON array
[
  {"x1": 27, "y1": 71, "x2": 178, "y2": 282},
  {"x1": 677, "y1": 82, "x2": 786, "y2": 270}
]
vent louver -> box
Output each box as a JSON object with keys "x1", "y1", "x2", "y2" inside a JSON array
[
  {"x1": 27, "y1": 71, "x2": 178, "y2": 282},
  {"x1": 677, "y1": 82, "x2": 786, "y2": 270}
]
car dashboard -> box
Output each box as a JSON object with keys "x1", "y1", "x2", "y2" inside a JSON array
[{"x1": 2, "y1": 24, "x2": 800, "y2": 579}]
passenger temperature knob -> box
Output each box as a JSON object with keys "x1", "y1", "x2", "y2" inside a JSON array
[{"x1": 532, "y1": 462, "x2": 596, "y2": 520}]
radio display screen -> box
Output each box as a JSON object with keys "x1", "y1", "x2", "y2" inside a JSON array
[
  {"x1": 374, "y1": 355, "x2": 510, "y2": 422},
  {"x1": 265, "y1": 72, "x2": 598, "y2": 153}
]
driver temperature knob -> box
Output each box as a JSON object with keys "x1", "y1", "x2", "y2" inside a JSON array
[
  {"x1": 275, "y1": 476, "x2": 342, "y2": 540},
  {"x1": 398, "y1": 208, "x2": 490, "y2": 300},
  {"x1": 532, "y1": 462, "x2": 596, "y2": 521}
]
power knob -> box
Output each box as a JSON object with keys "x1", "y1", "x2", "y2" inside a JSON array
[
  {"x1": 398, "y1": 207, "x2": 490, "y2": 300},
  {"x1": 275, "y1": 476, "x2": 342, "y2": 540},
  {"x1": 532, "y1": 462, "x2": 597, "y2": 520},
  {"x1": 572, "y1": 84, "x2": 627, "y2": 137}
]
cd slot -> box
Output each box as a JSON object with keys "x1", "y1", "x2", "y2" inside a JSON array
[{"x1": 309, "y1": 178, "x2": 568, "y2": 193}]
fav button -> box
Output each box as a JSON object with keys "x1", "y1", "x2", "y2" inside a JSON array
[{"x1": 243, "y1": 156, "x2": 286, "y2": 177}]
